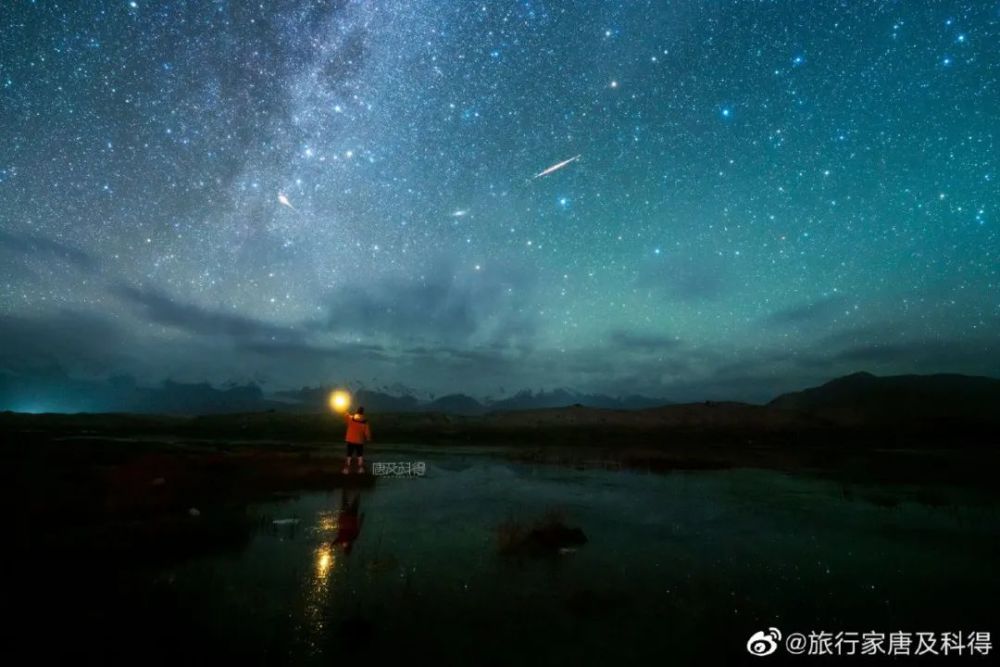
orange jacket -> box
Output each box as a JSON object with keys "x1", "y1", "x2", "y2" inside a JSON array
[{"x1": 344, "y1": 413, "x2": 372, "y2": 444}]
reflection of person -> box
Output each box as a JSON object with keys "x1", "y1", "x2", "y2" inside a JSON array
[
  {"x1": 342, "y1": 406, "x2": 372, "y2": 474},
  {"x1": 333, "y1": 488, "x2": 364, "y2": 554}
]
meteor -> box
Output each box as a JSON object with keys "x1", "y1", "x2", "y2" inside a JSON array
[
  {"x1": 277, "y1": 192, "x2": 297, "y2": 211},
  {"x1": 451, "y1": 209, "x2": 469, "y2": 217},
  {"x1": 533, "y1": 154, "x2": 580, "y2": 179}
]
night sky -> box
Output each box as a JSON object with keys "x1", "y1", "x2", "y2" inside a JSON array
[{"x1": 1, "y1": 1, "x2": 997, "y2": 408}]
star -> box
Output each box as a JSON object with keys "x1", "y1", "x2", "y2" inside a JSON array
[{"x1": 0, "y1": 0, "x2": 992, "y2": 404}]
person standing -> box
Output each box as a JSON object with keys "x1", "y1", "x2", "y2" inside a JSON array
[{"x1": 342, "y1": 406, "x2": 371, "y2": 474}]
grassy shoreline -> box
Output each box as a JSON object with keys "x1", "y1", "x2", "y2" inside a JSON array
[{"x1": 4, "y1": 410, "x2": 997, "y2": 538}]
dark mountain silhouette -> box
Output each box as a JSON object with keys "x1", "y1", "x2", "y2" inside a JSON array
[
  {"x1": 768, "y1": 371, "x2": 1000, "y2": 426},
  {"x1": 351, "y1": 389, "x2": 422, "y2": 412},
  {"x1": 275, "y1": 386, "x2": 666, "y2": 415},
  {"x1": 426, "y1": 393, "x2": 487, "y2": 415},
  {"x1": 488, "y1": 389, "x2": 666, "y2": 412},
  {"x1": 274, "y1": 386, "x2": 422, "y2": 413},
  {"x1": 3, "y1": 369, "x2": 997, "y2": 430}
]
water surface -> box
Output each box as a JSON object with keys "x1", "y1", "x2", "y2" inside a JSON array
[{"x1": 164, "y1": 448, "x2": 999, "y2": 664}]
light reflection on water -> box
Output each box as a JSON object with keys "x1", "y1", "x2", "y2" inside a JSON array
[
  {"x1": 169, "y1": 452, "x2": 1000, "y2": 664},
  {"x1": 298, "y1": 489, "x2": 369, "y2": 656},
  {"x1": 300, "y1": 542, "x2": 334, "y2": 652},
  {"x1": 314, "y1": 544, "x2": 334, "y2": 579}
]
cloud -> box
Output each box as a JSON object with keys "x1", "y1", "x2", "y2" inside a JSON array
[
  {"x1": 4, "y1": 283, "x2": 997, "y2": 409},
  {"x1": 608, "y1": 329, "x2": 682, "y2": 352},
  {"x1": 765, "y1": 295, "x2": 848, "y2": 326},
  {"x1": 235, "y1": 338, "x2": 392, "y2": 366},
  {"x1": 315, "y1": 261, "x2": 539, "y2": 345},
  {"x1": 635, "y1": 251, "x2": 730, "y2": 301},
  {"x1": 640, "y1": 333, "x2": 1000, "y2": 403},
  {"x1": 0, "y1": 309, "x2": 127, "y2": 375},
  {"x1": 113, "y1": 283, "x2": 300, "y2": 342},
  {"x1": 832, "y1": 339, "x2": 1000, "y2": 374},
  {"x1": 103, "y1": 274, "x2": 542, "y2": 392},
  {"x1": 0, "y1": 303, "x2": 355, "y2": 393},
  {"x1": 0, "y1": 230, "x2": 97, "y2": 272}
]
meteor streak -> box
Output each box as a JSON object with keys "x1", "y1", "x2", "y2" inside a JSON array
[
  {"x1": 533, "y1": 154, "x2": 580, "y2": 179},
  {"x1": 277, "y1": 192, "x2": 296, "y2": 211}
]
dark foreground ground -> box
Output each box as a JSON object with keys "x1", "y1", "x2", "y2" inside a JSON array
[{"x1": 3, "y1": 410, "x2": 998, "y2": 664}]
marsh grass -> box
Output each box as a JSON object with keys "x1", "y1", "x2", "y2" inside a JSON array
[{"x1": 496, "y1": 508, "x2": 587, "y2": 556}]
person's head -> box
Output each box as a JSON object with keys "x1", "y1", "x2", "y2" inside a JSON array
[{"x1": 356, "y1": 406, "x2": 365, "y2": 415}]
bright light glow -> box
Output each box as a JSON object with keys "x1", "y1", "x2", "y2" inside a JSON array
[
  {"x1": 329, "y1": 389, "x2": 351, "y2": 413},
  {"x1": 315, "y1": 544, "x2": 335, "y2": 578},
  {"x1": 316, "y1": 511, "x2": 338, "y2": 534}
]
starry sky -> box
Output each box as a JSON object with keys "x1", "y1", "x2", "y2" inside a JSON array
[{"x1": 1, "y1": 0, "x2": 997, "y2": 407}]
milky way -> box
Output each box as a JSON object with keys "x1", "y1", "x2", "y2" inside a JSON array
[{"x1": 1, "y1": 1, "x2": 997, "y2": 405}]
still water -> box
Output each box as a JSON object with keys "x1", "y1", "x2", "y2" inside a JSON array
[{"x1": 163, "y1": 447, "x2": 998, "y2": 664}]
